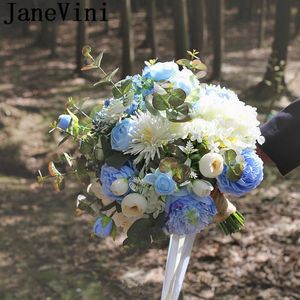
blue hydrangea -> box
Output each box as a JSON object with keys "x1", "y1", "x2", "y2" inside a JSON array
[
  {"x1": 132, "y1": 74, "x2": 154, "y2": 97},
  {"x1": 111, "y1": 119, "x2": 133, "y2": 151},
  {"x1": 100, "y1": 163, "x2": 136, "y2": 202},
  {"x1": 93, "y1": 217, "x2": 113, "y2": 238},
  {"x1": 142, "y1": 61, "x2": 179, "y2": 81},
  {"x1": 217, "y1": 149, "x2": 264, "y2": 197},
  {"x1": 164, "y1": 192, "x2": 217, "y2": 235},
  {"x1": 57, "y1": 114, "x2": 72, "y2": 131},
  {"x1": 125, "y1": 94, "x2": 143, "y2": 115}
]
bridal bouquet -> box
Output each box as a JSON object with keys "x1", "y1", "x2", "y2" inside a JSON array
[{"x1": 40, "y1": 48, "x2": 264, "y2": 298}]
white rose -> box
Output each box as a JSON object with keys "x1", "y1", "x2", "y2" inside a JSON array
[
  {"x1": 121, "y1": 193, "x2": 147, "y2": 218},
  {"x1": 112, "y1": 213, "x2": 137, "y2": 233},
  {"x1": 110, "y1": 178, "x2": 129, "y2": 196},
  {"x1": 199, "y1": 153, "x2": 224, "y2": 178},
  {"x1": 192, "y1": 179, "x2": 214, "y2": 197}
]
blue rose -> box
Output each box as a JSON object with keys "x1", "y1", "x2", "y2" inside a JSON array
[
  {"x1": 93, "y1": 216, "x2": 113, "y2": 238},
  {"x1": 217, "y1": 149, "x2": 264, "y2": 197},
  {"x1": 144, "y1": 170, "x2": 177, "y2": 196},
  {"x1": 57, "y1": 114, "x2": 72, "y2": 131},
  {"x1": 100, "y1": 163, "x2": 136, "y2": 202},
  {"x1": 154, "y1": 173, "x2": 176, "y2": 195},
  {"x1": 142, "y1": 61, "x2": 179, "y2": 81},
  {"x1": 111, "y1": 119, "x2": 133, "y2": 151},
  {"x1": 170, "y1": 68, "x2": 199, "y2": 95},
  {"x1": 164, "y1": 191, "x2": 217, "y2": 235}
]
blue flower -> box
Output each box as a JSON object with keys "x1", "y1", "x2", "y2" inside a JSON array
[
  {"x1": 125, "y1": 94, "x2": 142, "y2": 115},
  {"x1": 132, "y1": 74, "x2": 154, "y2": 97},
  {"x1": 142, "y1": 61, "x2": 179, "y2": 81},
  {"x1": 170, "y1": 68, "x2": 199, "y2": 95},
  {"x1": 104, "y1": 99, "x2": 111, "y2": 107},
  {"x1": 100, "y1": 163, "x2": 136, "y2": 202},
  {"x1": 144, "y1": 170, "x2": 177, "y2": 196},
  {"x1": 217, "y1": 149, "x2": 264, "y2": 197},
  {"x1": 201, "y1": 84, "x2": 239, "y2": 101},
  {"x1": 111, "y1": 119, "x2": 133, "y2": 151},
  {"x1": 164, "y1": 192, "x2": 217, "y2": 235},
  {"x1": 93, "y1": 216, "x2": 113, "y2": 238},
  {"x1": 57, "y1": 114, "x2": 72, "y2": 131}
]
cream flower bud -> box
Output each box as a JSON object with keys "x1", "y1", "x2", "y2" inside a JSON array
[
  {"x1": 192, "y1": 179, "x2": 214, "y2": 197},
  {"x1": 199, "y1": 153, "x2": 224, "y2": 178},
  {"x1": 121, "y1": 193, "x2": 147, "y2": 218},
  {"x1": 110, "y1": 178, "x2": 129, "y2": 196}
]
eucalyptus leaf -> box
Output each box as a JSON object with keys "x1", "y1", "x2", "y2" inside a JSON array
[
  {"x1": 145, "y1": 95, "x2": 160, "y2": 116},
  {"x1": 168, "y1": 89, "x2": 186, "y2": 107},
  {"x1": 153, "y1": 93, "x2": 169, "y2": 110}
]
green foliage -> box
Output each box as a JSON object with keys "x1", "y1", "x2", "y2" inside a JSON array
[
  {"x1": 105, "y1": 152, "x2": 131, "y2": 169},
  {"x1": 224, "y1": 150, "x2": 244, "y2": 182},
  {"x1": 218, "y1": 211, "x2": 245, "y2": 235}
]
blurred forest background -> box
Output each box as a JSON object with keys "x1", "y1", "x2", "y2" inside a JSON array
[{"x1": 0, "y1": 0, "x2": 300, "y2": 299}]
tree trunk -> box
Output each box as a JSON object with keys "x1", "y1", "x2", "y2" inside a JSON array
[
  {"x1": 50, "y1": 23, "x2": 58, "y2": 58},
  {"x1": 147, "y1": 0, "x2": 157, "y2": 58},
  {"x1": 121, "y1": 0, "x2": 135, "y2": 76},
  {"x1": 173, "y1": 0, "x2": 190, "y2": 59},
  {"x1": 76, "y1": 0, "x2": 88, "y2": 74},
  {"x1": 257, "y1": 0, "x2": 267, "y2": 48},
  {"x1": 210, "y1": 0, "x2": 224, "y2": 80},
  {"x1": 294, "y1": 0, "x2": 300, "y2": 37},
  {"x1": 257, "y1": 0, "x2": 292, "y2": 99},
  {"x1": 189, "y1": 0, "x2": 206, "y2": 53}
]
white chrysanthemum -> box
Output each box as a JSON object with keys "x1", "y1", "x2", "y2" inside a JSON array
[
  {"x1": 126, "y1": 111, "x2": 184, "y2": 165},
  {"x1": 190, "y1": 85, "x2": 264, "y2": 153}
]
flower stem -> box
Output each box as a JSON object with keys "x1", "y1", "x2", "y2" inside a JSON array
[{"x1": 218, "y1": 210, "x2": 245, "y2": 235}]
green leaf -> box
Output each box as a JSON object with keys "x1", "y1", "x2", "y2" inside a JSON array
[
  {"x1": 176, "y1": 59, "x2": 191, "y2": 68},
  {"x1": 125, "y1": 218, "x2": 151, "y2": 248},
  {"x1": 76, "y1": 195, "x2": 99, "y2": 215},
  {"x1": 53, "y1": 176, "x2": 65, "y2": 192},
  {"x1": 94, "y1": 52, "x2": 104, "y2": 68},
  {"x1": 145, "y1": 95, "x2": 160, "y2": 116},
  {"x1": 48, "y1": 161, "x2": 62, "y2": 177},
  {"x1": 110, "y1": 222, "x2": 117, "y2": 240},
  {"x1": 225, "y1": 150, "x2": 237, "y2": 167},
  {"x1": 176, "y1": 103, "x2": 190, "y2": 116},
  {"x1": 168, "y1": 89, "x2": 186, "y2": 107},
  {"x1": 94, "y1": 68, "x2": 119, "y2": 86},
  {"x1": 159, "y1": 157, "x2": 178, "y2": 173},
  {"x1": 191, "y1": 59, "x2": 207, "y2": 71},
  {"x1": 112, "y1": 78, "x2": 133, "y2": 98},
  {"x1": 105, "y1": 152, "x2": 131, "y2": 169},
  {"x1": 152, "y1": 93, "x2": 169, "y2": 110}
]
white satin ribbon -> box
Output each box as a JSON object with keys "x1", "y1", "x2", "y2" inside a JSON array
[{"x1": 161, "y1": 234, "x2": 196, "y2": 300}]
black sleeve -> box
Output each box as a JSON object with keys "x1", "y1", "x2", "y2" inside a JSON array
[{"x1": 260, "y1": 99, "x2": 300, "y2": 175}]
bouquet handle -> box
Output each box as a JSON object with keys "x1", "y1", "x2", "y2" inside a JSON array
[{"x1": 161, "y1": 234, "x2": 196, "y2": 300}]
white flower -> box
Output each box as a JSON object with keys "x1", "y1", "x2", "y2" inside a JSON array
[
  {"x1": 199, "y1": 153, "x2": 224, "y2": 178},
  {"x1": 121, "y1": 193, "x2": 148, "y2": 217},
  {"x1": 125, "y1": 111, "x2": 182, "y2": 166},
  {"x1": 192, "y1": 179, "x2": 214, "y2": 197},
  {"x1": 110, "y1": 178, "x2": 129, "y2": 196},
  {"x1": 190, "y1": 84, "x2": 264, "y2": 153}
]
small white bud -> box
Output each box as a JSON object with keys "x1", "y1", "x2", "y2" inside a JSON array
[
  {"x1": 110, "y1": 178, "x2": 129, "y2": 196},
  {"x1": 199, "y1": 153, "x2": 224, "y2": 178},
  {"x1": 192, "y1": 179, "x2": 214, "y2": 197}
]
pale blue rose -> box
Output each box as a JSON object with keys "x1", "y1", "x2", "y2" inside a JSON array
[
  {"x1": 142, "y1": 61, "x2": 179, "y2": 81},
  {"x1": 100, "y1": 163, "x2": 136, "y2": 202},
  {"x1": 164, "y1": 191, "x2": 217, "y2": 235},
  {"x1": 111, "y1": 119, "x2": 133, "y2": 151},
  {"x1": 144, "y1": 170, "x2": 177, "y2": 196},
  {"x1": 57, "y1": 114, "x2": 72, "y2": 131},
  {"x1": 170, "y1": 68, "x2": 199, "y2": 95},
  {"x1": 217, "y1": 149, "x2": 264, "y2": 197},
  {"x1": 201, "y1": 84, "x2": 239, "y2": 101},
  {"x1": 93, "y1": 217, "x2": 113, "y2": 238}
]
